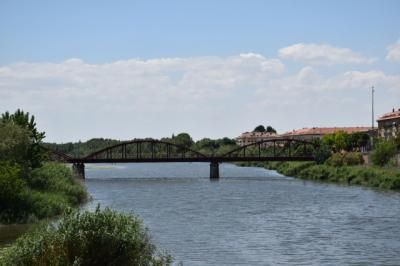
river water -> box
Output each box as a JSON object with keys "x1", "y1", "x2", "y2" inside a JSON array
[{"x1": 82, "y1": 163, "x2": 400, "y2": 265}]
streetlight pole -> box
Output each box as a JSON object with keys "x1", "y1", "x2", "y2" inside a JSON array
[
  {"x1": 371, "y1": 86, "x2": 375, "y2": 149},
  {"x1": 372, "y1": 86, "x2": 375, "y2": 129}
]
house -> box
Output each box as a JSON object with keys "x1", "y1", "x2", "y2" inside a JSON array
[
  {"x1": 377, "y1": 108, "x2": 400, "y2": 139},
  {"x1": 236, "y1": 131, "x2": 278, "y2": 146}
]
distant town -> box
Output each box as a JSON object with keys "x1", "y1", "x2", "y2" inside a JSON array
[{"x1": 236, "y1": 107, "x2": 400, "y2": 146}]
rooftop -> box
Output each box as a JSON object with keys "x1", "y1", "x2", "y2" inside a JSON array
[
  {"x1": 282, "y1": 127, "x2": 372, "y2": 136},
  {"x1": 377, "y1": 108, "x2": 400, "y2": 122}
]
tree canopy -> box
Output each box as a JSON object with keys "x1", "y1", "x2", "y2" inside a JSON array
[
  {"x1": 1, "y1": 109, "x2": 45, "y2": 168},
  {"x1": 253, "y1": 125, "x2": 277, "y2": 134}
]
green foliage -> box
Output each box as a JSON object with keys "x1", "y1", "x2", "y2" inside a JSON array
[
  {"x1": 253, "y1": 125, "x2": 266, "y2": 132},
  {"x1": 1, "y1": 207, "x2": 172, "y2": 265},
  {"x1": 0, "y1": 162, "x2": 31, "y2": 223},
  {"x1": 326, "y1": 152, "x2": 364, "y2": 167},
  {"x1": 371, "y1": 139, "x2": 397, "y2": 166},
  {"x1": 253, "y1": 125, "x2": 277, "y2": 134},
  {"x1": 0, "y1": 162, "x2": 87, "y2": 224},
  {"x1": 0, "y1": 122, "x2": 31, "y2": 168},
  {"x1": 172, "y1": 132, "x2": 194, "y2": 148},
  {"x1": 193, "y1": 137, "x2": 238, "y2": 155},
  {"x1": 266, "y1": 126, "x2": 277, "y2": 134},
  {"x1": 1, "y1": 110, "x2": 46, "y2": 168},
  {"x1": 262, "y1": 161, "x2": 400, "y2": 190},
  {"x1": 322, "y1": 131, "x2": 370, "y2": 152},
  {"x1": 313, "y1": 143, "x2": 331, "y2": 164},
  {"x1": 44, "y1": 138, "x2": 121, "y2": 158}
]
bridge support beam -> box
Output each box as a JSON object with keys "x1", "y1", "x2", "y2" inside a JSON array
[
  {"x1": 210, "y1": 161, "x2": 219, "y2": 179},
  {"x1": 72, "y1": 163, "x2": 85, "y2": 179}
]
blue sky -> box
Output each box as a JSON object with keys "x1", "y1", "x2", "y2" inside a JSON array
[{"x1": 1, "y1": 0, "x2": 399, "y2": 142}]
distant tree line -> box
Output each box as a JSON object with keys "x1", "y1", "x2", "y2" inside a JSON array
[{"x1": 44, "y1": 132, "x2": 239, "y2": 157}]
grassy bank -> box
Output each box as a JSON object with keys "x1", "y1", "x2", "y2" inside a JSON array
[
  {"x1": 0, "y1": 162, "x2": 87, "y2": 224},
  {"x1": 238, "y1": 161, "x2": 400, "y2": 190},
  {"x1": 0, "y1": 207, "x2": 171, "y2": 265}
]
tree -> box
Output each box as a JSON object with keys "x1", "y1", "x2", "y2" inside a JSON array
[
  {"x1": 371, "y1": 139, "x2": 397, "y2": 166},
  {"x1": 172, "y1": 133, "x2": 194, "y2": 148},
  {"x1": 266, "y1": 126, "x2": 277, "y2": 134},
  {"x1": 1, "y1": 110, "x2": 45, "y2": 168},
  {"x1": 253, "y1": 125, "x2": 266, "y2": 132},
  {"x1": 0, "y1": 121, "x2": 31, "y2": 167}
]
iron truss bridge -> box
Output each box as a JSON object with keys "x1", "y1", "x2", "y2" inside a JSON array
[{"x1": 43, "y1": 138, "x2": 319, "y2": 179}]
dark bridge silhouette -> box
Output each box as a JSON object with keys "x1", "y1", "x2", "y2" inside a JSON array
[{"x1": 45, "y1": 138, "x2": 318, "y2": 179}]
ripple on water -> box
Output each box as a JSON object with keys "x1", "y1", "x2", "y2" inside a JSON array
[{"x1": 82, "y1": 163, "x2": 400, "y2": 265}]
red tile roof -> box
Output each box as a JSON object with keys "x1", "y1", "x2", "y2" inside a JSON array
[
  {"x1": 377, "y1": 109, "x2": 400, "y2": 122},
  {"x1": 283, "y1": 127, "x2": 372, "y2": 136}
]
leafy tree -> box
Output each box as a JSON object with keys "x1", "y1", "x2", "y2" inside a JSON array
[
  {"x1": 371, "y1": 139, "x2": 397, "y2": 166},
  {"x1": 253, "y1": 125, "x2": 266, "y2": 132},
  {"x1": 266, "y1": 125, "x2": 277, "y2": 134},
  {"x1": 0, "y1": 121, "x2": 31, "y2": 166},
  {"x1": 313, "y1": 143, "x2": 332, "y2": 164},
  {"x1": 1, "y1": 109, "x2": 45, "y2": 168},
  {"x1": 0, "y1": 162, "x2": 26, "y2": 208},
  {"x1": 172, "y1": 132, "x2": 194, "y2": 148}
]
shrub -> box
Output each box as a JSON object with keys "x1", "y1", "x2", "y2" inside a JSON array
[
  {"x1": 343, "y1": 152, "x2": 364, "y2": 166},
  {"x1": 371, "y1": 140, "x2": 397, "y2": 166},
  {"x1": 30, "y1": 162, "x2": 87, "y2": 205},
  {"x1": 0, "y1": 161, "x2": 31, "y2": 223},
  {"x1": 326, "y1": 153, "x2": 344, "y2": 167},
  {"x1": 326, "y1": 152, "x2": 364, "y2": 167},
  {"x1": 0, "y1": 162, "x2": 87, "y2": 224},
  {"x1": 314, "y1": 144, "x2": 332, "y2": 164},
  {"x1": 1, "y1": 207, "x2": 172, "y2": 265}
]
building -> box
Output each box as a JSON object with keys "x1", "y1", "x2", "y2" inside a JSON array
[
  {"x1": 281, "y1": 127, "x2": 373, "y2": 141},
  {"x1": 236, "y1": 131, "x2": 277, "y2": 146},
  {"x1": 377, "y1": 108, "x2": 400, "y2": 139}
]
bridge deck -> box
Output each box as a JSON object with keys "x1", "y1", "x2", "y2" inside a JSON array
[{"x1": 69, "y1": 156, "x2": 315, "y2": 163}]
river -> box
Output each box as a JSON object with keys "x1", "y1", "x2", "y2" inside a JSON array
[{"x1": 81, "y1": 163, "x2": 400, "y2": 265}]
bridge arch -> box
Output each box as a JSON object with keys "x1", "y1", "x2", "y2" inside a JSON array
[
  {"x1": 83, "y1": 139, "x2": 208, "y2": 161},
  {"x1": 221, "y1": 138, "x2": 319, "y2": 160}
]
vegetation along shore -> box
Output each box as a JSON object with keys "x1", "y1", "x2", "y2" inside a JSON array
[
  {"x1": 0, "y1": 110, "x2": 171, "y2": 265},
  {"x1": 239, "y1": 131, "x2": 400, "y2": 191}
]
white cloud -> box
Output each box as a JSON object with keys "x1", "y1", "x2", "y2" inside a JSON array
[
  {"x1": 386, "y1": 40, "x2": 400, "y2": 62},
  {"x1": 0, "y1": 54, "x2": 398, "y2": 142},
  {"x1": 279, "y1": 43, "x2": 375, "y2": 65}
]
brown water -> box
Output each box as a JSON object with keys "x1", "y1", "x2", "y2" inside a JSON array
[{"x1": 0, "y1": 224, "x2": 31, "y2": 248}]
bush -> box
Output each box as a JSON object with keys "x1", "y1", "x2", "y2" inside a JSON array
[
  {"x1": 326, "y1": 152, "x2": 364, "y2": 167},
  {"x1": 1, "y1": 207, "x2": 172, "y2": 265},
  {"x1": 326, "y1": 153, "x2": 344, "y2": 167},
  {"x1": 372, "y1": 140, "x2": 397, "y2": 166},
  {"x1": 0, "y1": 161, "x2": 31, "y2": 223},
  {"x1": 314, "y1": 144, "x2": 331, "y2": 164},
  {"x1": 30, "y1": 163, "x2": 87, "y2": 205},
  {"x1": 0, "y1": 163, "x2": 87, "y2": 224},
  {"x1": 343, "y1": 152, "x2": 364, "y2": 166}
]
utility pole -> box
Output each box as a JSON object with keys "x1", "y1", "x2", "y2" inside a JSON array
[
  {"x1": 371, "y1": 86, "x2": 375, "y2": 149},
  {"x1": 372, "y1": 86, "x2": 375, "y2": 129}
]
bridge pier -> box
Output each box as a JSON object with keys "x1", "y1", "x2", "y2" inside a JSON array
[
  {"x1": 210, "y1": 161, "x2": 219, "y2": 179},
  {"x1": 72, "y1": 163, "x2": 85, "y2": 179}
]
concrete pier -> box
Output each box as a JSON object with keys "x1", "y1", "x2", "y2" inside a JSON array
[
  {"x1": 72, "y1": 163, "x2": 85, "y2": 179},
  {"x1": 210, "y1": 161, "x2": 219, "y2": 179}
]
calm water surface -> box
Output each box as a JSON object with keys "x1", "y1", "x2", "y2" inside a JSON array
[{"x1": 83, "y1": 163, "x2": 400, "y2": 265}]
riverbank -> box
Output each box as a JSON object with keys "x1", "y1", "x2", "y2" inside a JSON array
[
  {"x1": 237, "y1": 161, "x2": 400, "y2": 190},
  {"x1": 0, "y1": 162, "x2": 88, "y2": 224}
]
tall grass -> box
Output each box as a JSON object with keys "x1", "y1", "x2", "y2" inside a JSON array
[
  {"x1": 0, "y1": 162, "x2": 87, "y2": 224},
  {"x1": 263, "y1": 161, "x2": 400, "y2": 190},
  {"x1": 1, "y1": 207, "x2": 172, "y2": 265}
]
